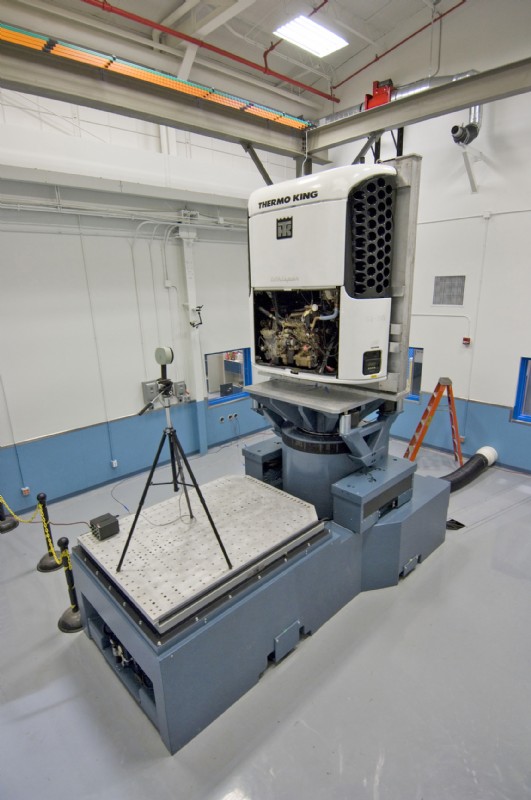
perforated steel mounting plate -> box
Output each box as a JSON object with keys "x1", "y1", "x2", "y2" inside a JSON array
[{"x1": 78, "y1": 475, "x2": 318, "y2": 632}]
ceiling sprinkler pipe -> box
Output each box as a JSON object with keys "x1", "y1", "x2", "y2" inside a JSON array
[
  {"x1": 78, "y1": 0, "x2": 339, "y2": 102},
  {"x1": 440, "y1": 446, "x2": 497, "y2": 493},
  {"x1": 331, "y1": 0, "x2": 467, "y2": 91}
]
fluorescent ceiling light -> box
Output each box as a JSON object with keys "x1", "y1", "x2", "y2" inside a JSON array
[{"x1": 274, "y1": 15, "x2": 348, "y2": 58}]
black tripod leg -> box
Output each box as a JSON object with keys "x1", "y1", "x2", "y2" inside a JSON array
[
  {"x1": 172, "y1": 435, "x2": 233, "y2": 570},
  {"x1": 170, "y1": 430, "x2": 194, "y2": 520},
  {"x1": 167, "y1": 429, "x2": 180, "y2": 493},
  {"x1": 116, "y1": 430, "x2": 167, "y2": 572}
]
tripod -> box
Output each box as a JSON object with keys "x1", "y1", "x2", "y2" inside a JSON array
[{"x1": 116, "y1": 371, "x2": 232, "y2": 573}]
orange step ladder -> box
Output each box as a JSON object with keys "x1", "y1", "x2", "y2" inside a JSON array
[{"x1": 404, "y1": 377, "x2": 464, "y2": 465}]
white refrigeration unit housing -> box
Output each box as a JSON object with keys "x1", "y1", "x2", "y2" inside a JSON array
[{"x1": 248, "y1": 164, "x2": 397, "y2": 385}]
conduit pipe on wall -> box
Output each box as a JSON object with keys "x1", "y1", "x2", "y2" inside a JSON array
[
  {"x1": 78, "y1": 0, "x2": 339, "y2": 103},
  {"x1": 440, "y1": 446, "x2": 497, "y2": 492}
]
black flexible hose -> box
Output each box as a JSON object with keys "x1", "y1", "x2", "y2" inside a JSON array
[{"x1": 440, "y1": 453, "x2": 490, "y2": 493}]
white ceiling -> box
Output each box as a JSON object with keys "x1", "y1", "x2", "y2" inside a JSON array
[{"x1": 2, "y1": 0, "x2": 458, "y2": 117}]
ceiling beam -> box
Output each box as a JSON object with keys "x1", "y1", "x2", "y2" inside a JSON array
[
  {"x1": 159, "y1": 0, "x2": 202, "y2": 28},
  {"x1": 0, "y1": 44, "x2": 308, "y2": 161},
  {"x1": 0, "y1": 164, "x2": 250, "y2": 209},
  {"x1": 191, "y1": 0, "x2": 257, "y2": 37},
  {"x1": 308, "y1": 56, "x2": 531, "y2": 154},
  {"x1": 177, "y1": 0, "x2": 257, "y2": 81}
]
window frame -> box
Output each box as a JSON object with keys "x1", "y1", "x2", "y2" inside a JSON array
[
  {"x1": 406, "y1": 346, "x2": 423, "y2": 402},
  {"x1": 512, "y1": 357, "x2": 531, "y2": 423},
  {"x1": 206, "y1": 347, "x2": 253, "y2": 406}
]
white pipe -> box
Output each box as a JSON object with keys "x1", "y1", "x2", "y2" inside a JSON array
[
  {"x1": 319, "y1": 307, "x2": 338, "y2": 321},
  {"x1": 476, "y1": 446, "x2": 498, "y2": 466}
]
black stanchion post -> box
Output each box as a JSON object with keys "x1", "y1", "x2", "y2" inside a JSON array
[
  {"x1": 57, "y1": 537, "x2": 83, "y2": 633},
  {"x1": 36, "y1": 492, "x2": 61, "y2": 572}
]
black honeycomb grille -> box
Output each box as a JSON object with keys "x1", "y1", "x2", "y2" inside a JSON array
[{"x1": 347, "y1": 175, "x2": 396, "y2": 299}]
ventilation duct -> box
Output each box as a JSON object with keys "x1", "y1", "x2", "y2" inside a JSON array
[
  {"x1": 316, "y1": 70, "x2": 483, "y2": 145},
  {"x1": 451, "y1": 102, "x2": 483, "y2": 145},
  {"x1": 441, "y1": 446, "x2": 497, "y2": 492}
]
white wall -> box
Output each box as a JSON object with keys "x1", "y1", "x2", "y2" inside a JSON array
[
  {"x1": 0, "y1": 79, "x2": 293, "y2": 447},
  {"x1": 402, "y1": 92, "x2": 531, "y2": 408},
  {"x1": 194, "y1": 240, "x2": 251, "y2": 355},
  {"x1": 0, "y1": 206, "x2": 249, "y2": 445}
]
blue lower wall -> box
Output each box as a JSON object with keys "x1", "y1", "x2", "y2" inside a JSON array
[
  {"x1": 3, "y1": 391, "x2": 528, "y2": 515},
  {"x1": 2, "y1": 397, "x2": 269, "y2": 514},
  {"x1": 205, "y1": 396, "x2": 267, "y2": 447},
  {"x1": 392, "y1": 394, "x2": 531, "y2": 472}
]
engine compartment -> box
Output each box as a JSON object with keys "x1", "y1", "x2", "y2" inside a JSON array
[{"x1": 253, "y1": 288, "x2": 340, "y2": 375}]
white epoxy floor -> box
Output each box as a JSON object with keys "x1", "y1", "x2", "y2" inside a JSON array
[{"x1": 1, "y1": 432, "x2": 531, "y2": 800}]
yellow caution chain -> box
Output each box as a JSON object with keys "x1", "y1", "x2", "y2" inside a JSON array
[
  {"x1": 39, "y1": 503, "x2": 62, "y2": 567},
  {"x1": 0, "y1": 494, "x2": 62, "y2": 566},
  {"x1": 0, "y1": 494, "x2": 39, "y2": 523}
]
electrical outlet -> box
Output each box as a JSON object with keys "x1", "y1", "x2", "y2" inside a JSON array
[
  {"x1": 21, "y1": 487, "x2": 30, "y2": 496},
  {"x1": 174, "y1": 381, "x2": 186, "y2": 398},
  {"x1": 111, "y1": 459, "x2": 118, "y2": 468},
  {"x1": 141, "y1": 380, "x2": 159, "y2": 405}
]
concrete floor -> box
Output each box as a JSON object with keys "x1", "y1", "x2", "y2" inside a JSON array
[{"x1": 1, "y1": 432, "x2": 531, "y2": 800}]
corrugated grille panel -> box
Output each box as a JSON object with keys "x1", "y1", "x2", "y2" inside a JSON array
[{"x1": 348, "y1": 176, "x2": 395, "y2": 299}]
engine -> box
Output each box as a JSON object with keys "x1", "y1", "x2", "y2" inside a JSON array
[{"x1": 255, "y1": 288, "x2": 339, "y2": 373}]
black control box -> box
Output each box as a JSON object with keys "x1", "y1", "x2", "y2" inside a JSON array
[{"x1": 90, "y1": 513, "x2": 119, "y2": 541}]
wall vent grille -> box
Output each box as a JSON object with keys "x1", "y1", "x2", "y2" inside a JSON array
[{"x1": 433, "y1": 275, "x2": 466, "y2": 305}]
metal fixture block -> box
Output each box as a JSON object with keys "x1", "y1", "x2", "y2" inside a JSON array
[{"x1": 332, "y1": 455, "x2": 416, "y2": 534}]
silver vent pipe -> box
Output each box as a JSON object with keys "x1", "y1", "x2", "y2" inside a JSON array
[
  {"x1": 316, "y1": 70, "x2": 483, "y2": 145},
  {"x1": 451, "y1": 102, "x2": 483, "y2": 145},
  {"x1": 392, "y1": 71, "x2": 482, "y2": 145},
  {"x1": 391, "y1": 71, "x2": 477, "y2": 101}
]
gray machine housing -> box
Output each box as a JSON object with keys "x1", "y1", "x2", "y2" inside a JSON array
[
  {"x1": 72, "y1": 450, "x2": 448, "y2": 755},
  {"x1": 72, "y1": 156, "x2": 450, "y2": 754}
]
